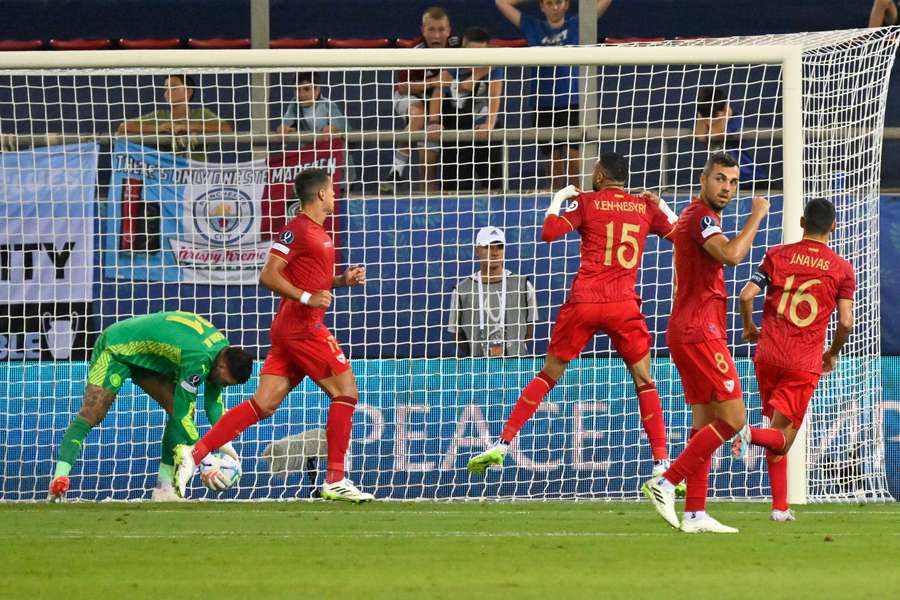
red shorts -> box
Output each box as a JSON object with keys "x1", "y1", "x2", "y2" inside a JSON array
[
  {"x1": 755, "y1": 361, "x2": 820, "y2": 429},
  {"x1": 261, "y1": 326, "x2": 351, "y2": 388},
  {"x1": 547, "y1": 300, "x2": 651, "y2": 364},
  {"x1": 670, "y1": 339, "x2": 742, "y2": 404}
]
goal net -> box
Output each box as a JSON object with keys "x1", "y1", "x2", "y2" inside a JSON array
[{"x1": 0, "y1": 27, "x2": 896, "y2": 502}]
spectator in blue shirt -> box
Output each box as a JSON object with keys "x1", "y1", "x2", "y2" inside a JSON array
[
  {"x1": 276, "y1": 72, "x2": 348, "y2": 136},
  {"x1": 495, "y1": 0, "x2": 613, "y2": 189},
  {"x1": 694, "y1": 86, "x2": 767, "y2": 183}
]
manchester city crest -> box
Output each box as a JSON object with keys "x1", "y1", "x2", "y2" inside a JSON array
[{"x1": 192, "y1": 188, "x2": 256, "y2": 244}]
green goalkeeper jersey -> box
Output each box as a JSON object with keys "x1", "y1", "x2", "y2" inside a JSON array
[{"x1": 91, "y1": 311, "x2": 229, "y2": 415}]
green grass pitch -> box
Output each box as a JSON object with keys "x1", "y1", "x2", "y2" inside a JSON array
[{"x1": 1, "y1": 501, "x2": 898, "y2": 599}]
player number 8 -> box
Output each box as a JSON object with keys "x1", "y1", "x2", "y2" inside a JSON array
[
  {"x1": 776, "y1": 275, "x2": 821, "y2": 328},
  {"x1": 713, "y1": 352, "x2": 730, "y2": 374}
]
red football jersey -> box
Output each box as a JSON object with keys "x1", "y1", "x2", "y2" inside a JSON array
[
  {"x1": 667, "y1": 198, "x2": 728, "y2": 345},
  {"x1": 754, "y1": 239, "x2": 855, "y2": 374},
  {"x1": 268, "y1": 213, "x2": 336, "y2": 340},
  {"x1": 546, "y1": 188, "x2": 675, "y2": 303}
]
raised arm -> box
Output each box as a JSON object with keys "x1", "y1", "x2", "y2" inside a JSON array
[
  {"x1": 597, "y1": 0, "x2": 613, "y2": 19},
  {"x1": 702, "y1": 196, "x2": 769, "y2": 266},
  {"x1": 259, "y1": 253, "x2": 332, "y2": 308},
  {"x1": 541, "y1": 185, "x2": 580, "y2": 242},
  {"x1": 495, "y1": 0, "x2": 524, "y2": 28}
]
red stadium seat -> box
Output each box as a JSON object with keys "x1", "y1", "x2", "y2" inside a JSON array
[
  {"x1": 187, "y1": 38, "x2": 251, "y2": 49},
  {"x1": 604, "y1": 36, "x2": 666, "y2": 45},
  {"x1": 0, "y1": 40, "x2": 43, "y2": 51},
  {"x1": 489, "y1": 38, "x2": 529, "y2": 48},
  {"x1": 49, "y1": 38, "x2": 113, "y2": 50},
  {"x1": 118, "y1": 38, "x2": 182, "y2": 50},
  {"x1": 271, "y1": 37, "x2": 321, "y2": 49},
  {"x1": 326, "y1": 38, "x2": 391, "y2": 49},
  {"x1": 395, "y1": 38, "x2": 420, "y2": 48}
]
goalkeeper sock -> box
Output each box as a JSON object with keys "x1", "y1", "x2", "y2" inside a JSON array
[
  {"x1": 57, "y1": 416, "x2": 92, "y2": 472},
  {"x1": 767, "y1": 451, "x2": 789, "y2": 511},
  {"x1": 637, "y1": 383, "x2": 668, "y2": 460},
  {"x1": 751, "y1": 427, "x2": 787, "y2": 453},
  {"x1": 191, "y1": 398, "x2": 263, "y2": 464},
  {"x1": 500, "y1": 370, "x2": 557, "y2": 443},
  {"x1": 326, "y1": 396, "x2": 358, "y2": 484},
  {"x1": 157, "y1": 463, "x2": 175, "y2": 486},
  {"x1": 684, "y1": 429, "x2": 711, "y2": 512},
  {"x1": 664, "y1": 419, "x2": 736, "y2": 485}
]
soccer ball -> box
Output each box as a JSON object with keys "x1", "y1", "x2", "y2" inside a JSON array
[{"x1": 200, "y1": 451, "x2": 242, "y2": 492}]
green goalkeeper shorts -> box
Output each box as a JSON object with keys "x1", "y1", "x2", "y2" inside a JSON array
[{"x1": 86, "y1": 333, "x2": 133, "y2": 393}]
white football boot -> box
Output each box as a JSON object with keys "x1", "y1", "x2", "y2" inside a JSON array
[
  {"x1": 680, "y1": 512, "x2": 739, "y2": 533},
  {"x1": 321, "y1": 478, "x2": 375, "y2": 504},
  {"x1": 642, "y1": 477, "x2": 680, "y2": 529}
]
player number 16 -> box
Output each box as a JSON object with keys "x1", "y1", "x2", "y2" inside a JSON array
[{"x1": 776, "y1": 275, "x2": 821, "y2": 328}]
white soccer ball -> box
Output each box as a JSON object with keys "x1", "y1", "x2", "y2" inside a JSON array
[{"x1": 200, "y1": 450, "x2": 242, "y2": 492}]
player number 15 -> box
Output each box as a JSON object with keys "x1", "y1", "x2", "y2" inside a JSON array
[{"x1": 604, "y1": 222, "x2": 640, "y2": 269}]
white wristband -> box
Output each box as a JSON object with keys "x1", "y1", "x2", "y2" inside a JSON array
[{"x1": 299, "y1": 291, "x2": 312, "y2": 305}]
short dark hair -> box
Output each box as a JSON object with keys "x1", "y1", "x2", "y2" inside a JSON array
[
  {"x1": 596, "y1": 152, "x2": 629, "y2": 184},
  {"x1": 297, "y1": 71, "x2": 317, "y2": 86},
  {"x1": 702, "y1": 151, "x2": 740, "y2": 176},
  {"x1": 423, "y1": 6, "x2": 449, "y2": 21},
  {"x1": 463, "y1": 27, "x2": 490, "y2": 45},
  {"x1": 696, "y1": 86, "x2": 730, "y2": 119},
  {"x1": 167, "y1": 74, "x2": 197, "y2": 90},
  {"x1": 221, "y1": 347, "x2": 253, "y2": 384},
  {"x1": 803, "y1": 197, "x2": 836, "y2": 235},
  {"x1": 293, "y1": 168, "x2": 332, "y2": 206}
]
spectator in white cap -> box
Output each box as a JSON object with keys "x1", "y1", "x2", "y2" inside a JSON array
[{"x1": 448, "y1": 225, "x2": 538, "y2": 357}]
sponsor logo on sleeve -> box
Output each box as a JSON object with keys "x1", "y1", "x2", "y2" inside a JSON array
[
  {"x1": 565, "y1": 200, "x2": 579, "y2": 213},
  {"x1": 280, "y1": 230, "x2": 294, "y2": 244},
  {"x1": 700, "y1": 215, "x2": 722, "y2": 239},
  {"x1": 181, "y1": 374, "x2": 201, "y2": 393}
]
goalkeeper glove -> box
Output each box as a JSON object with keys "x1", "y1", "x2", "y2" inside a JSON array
[
  {"x1": 199, "y1": 454, "x2": 230, "y2": 491},
  {"x1": 546, "y1": 184, "x2": 580, "y2": 217}
]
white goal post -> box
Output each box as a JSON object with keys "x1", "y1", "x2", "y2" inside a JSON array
[{"x1": 0, "y1": 28, "x2": 895, "y2": 502}]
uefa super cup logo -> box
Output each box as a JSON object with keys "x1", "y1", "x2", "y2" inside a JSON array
[{"x1": 192, "y1": 188, "x2": 255, "y2": 245}]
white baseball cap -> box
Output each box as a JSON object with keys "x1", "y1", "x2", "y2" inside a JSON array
[{"x1": 475, "y1": 225, "x2": 506, "y2": 247}]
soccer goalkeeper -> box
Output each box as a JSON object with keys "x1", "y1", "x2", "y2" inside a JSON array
[{"x1": 48, "y1": 311, "x2": 253, "y2": 501}]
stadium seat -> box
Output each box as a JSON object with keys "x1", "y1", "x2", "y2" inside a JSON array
[
  {"x1": 395, "y1": 38, "x2": 420, "y2": 48},
  {"x1": 489, "y1": 38, "x2": 529, "y2": 47},
  {"x1": 271, "y1": 37, "x2": 321, "y2": 49},
  {"x1": 49, "y1": 39, "x2": 113, "y2": 50},
  {"x1": 326, "y1": 38, "x2": 391, "y2": 49},
  {"x1": 0, "y1": 40, "x2": 43, "y2": 51},
  {"x1": 118, "y1": 38, "x2": 182, "y2": 50},
  {"x1": 187, "y1": 38, "x2": 251, "y2": 49},
  {"x1": 604, "y1": 36, "x2": 666, "y2": 44}
]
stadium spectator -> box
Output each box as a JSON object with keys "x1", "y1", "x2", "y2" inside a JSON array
[
  {"x1": 275, "y1": 72, "x2": 348, "y2": 135},
  {"x1": 116, "y1": 74, "x2": 233, "y2": 161},
  {"x1": 495, "y1": 0, "x2": 613, "y2": 189},
  {"x1": 869, "y1": 0, "x2": 899, "y2": 26},
  {"x1": 693, "y1": 85, "x2": 767, "y2": 183},
  {"x1": 448, "y1": 226, "x2": 537, "y2": 357},
  {"x1": 381, "y1": 6, "x2": 461, "y2": 192},
  {"x1": 428, "y1": 26, "x2": 505, "y2": 190}
]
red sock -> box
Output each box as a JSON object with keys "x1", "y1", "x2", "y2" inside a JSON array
[
  {"x1": 751, "y1": 427, "x2": 787, "y2": 453},
  {"x1": 683, "y1": 429, "x2": 711, "y2": 512},
  {"x1": 767, "y1": 451, "x2": 789, "y2": 511},
  {"x1": 192, "y1": 398, "x2": 263, "y2": 463},
  {"x1": 326, "y1": 396, "x2": 358, "y2": 484},
  {"x1": 501, "y1": 370, "x2": 557, "y2": 443},
  {"x1": 637, "y1": 383, "x2": 667, "y2": 460},
  {"x1": 664, "y1": 419, "x2": 736, "y2": 485}
]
